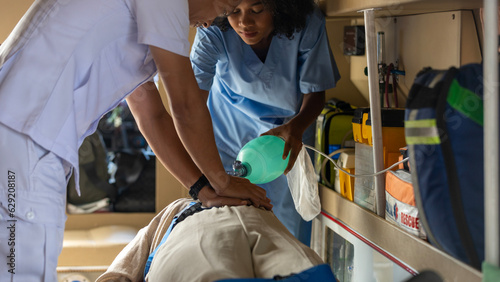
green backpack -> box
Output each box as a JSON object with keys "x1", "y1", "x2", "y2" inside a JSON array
[{"x1": 314, "y1": 99, "x2": 355, "y2": 187}]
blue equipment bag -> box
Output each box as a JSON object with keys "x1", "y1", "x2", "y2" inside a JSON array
[{"x1": 404, "y1": 63, "x2": 487, "y2": 269}]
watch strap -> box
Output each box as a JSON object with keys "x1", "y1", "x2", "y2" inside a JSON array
[{"x1": 189, "y1": 175, "x2": 209, "y2": 200}]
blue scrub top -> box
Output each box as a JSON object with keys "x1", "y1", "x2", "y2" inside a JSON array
[{"x1": 190, "y1": 7, "x2": 340, "y2": 244}]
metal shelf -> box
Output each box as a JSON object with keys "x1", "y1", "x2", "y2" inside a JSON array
[
  {"x1": 319, "y1": 185, "x2": 482, "y2": 281},
  {"x1": 320, "y1": 0, "x2": 481, "y2": 17}
]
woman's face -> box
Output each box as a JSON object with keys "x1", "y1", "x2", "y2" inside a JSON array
[{"x1": 227, "y1": 0, "x2": 274, "y2": 49}]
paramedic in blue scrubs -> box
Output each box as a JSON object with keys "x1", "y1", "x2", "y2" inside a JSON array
[
  {"x1": 0, "y1": 0, "x2": 274, "y2": 281},
  {"x1": 190, "y1": 0, "x2": 340, "y2": 245}
]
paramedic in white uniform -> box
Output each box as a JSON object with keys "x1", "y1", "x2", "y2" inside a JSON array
[{"x1": 0, "y1": 0, "x2": 273, "y2": 281}]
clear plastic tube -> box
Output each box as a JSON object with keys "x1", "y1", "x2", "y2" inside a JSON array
[{"x1": 303, "y1": 144, "x2": 408, "y2": 178}]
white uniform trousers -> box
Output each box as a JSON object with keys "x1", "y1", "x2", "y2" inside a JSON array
[
  {"x1": 147, "y1": 205, "x2": 324, "y2": 282},
  {"x1": 0, "y1": 123, "x2": 70, "y2": 282}
]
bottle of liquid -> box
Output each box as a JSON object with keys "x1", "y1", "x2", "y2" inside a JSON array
[{"x1": 229, "y1": 135, "x2": 290, "y2": 184}]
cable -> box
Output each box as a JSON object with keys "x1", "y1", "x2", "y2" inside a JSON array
[
  {"x1": 304, "y1": 144, "x2": 409, "y2": 178},
  {"x1": 385, "y1": 63, "x2": 393, "y2": 108},
  {"x1": 392, "y1": 67, "x2": 399, "y2": 107},
  {"x1": 319, "y1": 148, "x2": 354, "y2": 187},
  {"x1": 340, "y1": 129, "x2": 354, "y2": 148}
]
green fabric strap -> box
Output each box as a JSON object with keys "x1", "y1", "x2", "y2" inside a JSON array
[
  {"x1": 447, "y1": 80, "x2": 484, "y2": 126},
  {"x1": 482, "y1": 261, "x2": 500, "y2": 282}
]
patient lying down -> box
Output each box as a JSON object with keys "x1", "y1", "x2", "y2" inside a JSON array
[{"x1": 96, "y1": 198, "x2": 331, "y2": 282}]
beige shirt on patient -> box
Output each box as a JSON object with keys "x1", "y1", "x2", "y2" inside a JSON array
[{"x1": 97, "y1": 198, "x2": 324, "y2": 282}]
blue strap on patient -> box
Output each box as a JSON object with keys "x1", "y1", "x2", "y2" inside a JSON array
[
  {"x1": 143, "y1": 201, "x2": 198, "y2": 279},
  {"x1": 215, "y1": 264, "x2": 337, "y2": 282}
]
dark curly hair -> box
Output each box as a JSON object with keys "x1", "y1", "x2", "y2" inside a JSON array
[{"x1": 212, "y1": 0, "x2": 317, "y2": 39}]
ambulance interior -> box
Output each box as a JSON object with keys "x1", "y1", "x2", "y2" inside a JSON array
[{"x1": 0, "y1": 0, "x2": 491, "y2": 281}]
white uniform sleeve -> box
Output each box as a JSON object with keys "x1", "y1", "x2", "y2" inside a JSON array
[
  {"x1": 297, "y1": 7, "x2": 341, "y2": 93},
  {"x1": 133, "y1": 0, "x2": 191, "y2": 57},
  {"x1": 190, "y1": 27, "x2": 224, "y2": 91}
]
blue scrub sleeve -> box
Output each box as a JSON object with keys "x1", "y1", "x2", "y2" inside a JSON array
[
  {"x1": 190, "y1": 27, "x2": 224, "y2": 91},
  {"x1": 297, "y1": 8, "x2": 341, "y2": 94}
]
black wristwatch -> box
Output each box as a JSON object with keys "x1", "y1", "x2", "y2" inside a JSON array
[{"x1": 189, "y1": 174, "x2": 209, "y2": 200}]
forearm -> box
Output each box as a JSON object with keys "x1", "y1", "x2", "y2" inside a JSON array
[
  {"x1": 262, "y1": 91, "x2": 325, "y2": 173},
  {"x1": 150, "y1": 46, "x2": 230, "y2": 192},
  {"x1": 169, "y1": 97, "x2": 230, "y2": 189},
  {"x1": 126, "y1": 83, "x2": 202, "y2": 189},
  {"x1": 287, "y1": 91, "x2": 325, "y2": 135}
]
